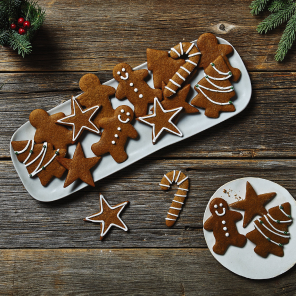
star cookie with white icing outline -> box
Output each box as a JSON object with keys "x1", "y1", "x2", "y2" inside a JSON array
[
  {"x1": 84, "y1": 194, "x2": 129, "y2": 240},
  {"x1": 138, "y1": 97, "x2": 183, "y2": 144},
  {"x1": 229, "y1": 181, "x2": 276, "y2": 228},
  {"x1": 56, "y1": 96, "x2": 100, "y2": 142}
]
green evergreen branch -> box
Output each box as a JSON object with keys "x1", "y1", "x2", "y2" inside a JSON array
[
  {"x1": 269, "y1": 0, "x2": 293, "y2": 12},
  {"x1": 250, "y1": 0, "x2": 271, "y2": 15},
  {"x1": 275, "y1": 12, "x2": 296, "y2": 61},
  {"x1": 8, "y1": 30, "x2": 32, "y2": 57},
  {"x1": 257, "y1": 3, "x2": 295, "y2": 33}
]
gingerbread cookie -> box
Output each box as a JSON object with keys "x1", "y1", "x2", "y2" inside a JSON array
[
  {"x1": 159, "y1": 170, "x2": 189, "y2": 227},
  {"x1": 159, "y1": 82, "x2": 199, "y2": 114},
  {"x1": 204, "y1": 198, "x2": 247, "y2": 255},
  {"x1": 84, "y1": 194, "x2": 129, "y2": 240},
  {"x1": 29, "y1": 109, "x2": 73, "y2": 150},
  {"x1": 163, "y1": 42, "x2": 201, "y2": 97},
  {"x1": 196, "y1": 33, "x2": 241, "y2": 82},
  {"x1": 56, "y1": 96, "x2": 100, "y2": 142},
  {"x1": 230, "y1": 181, "x2": 276, "y2": 228},
  {"x1": 146, "y1": 48, "x2": 186, "y2": 90},
  {"x1": 76, "y1": 74, "x2": 116, "y2": 129},
  {"x1": 246, "y1": 203, "x2": 292, "y2": 257},
  {"x1": 113, "y1": 63, "x2": 162, "y2": 118},
  {"x1": 91, "y1": 105, "x2": 138, "y2": 163},
  {"x1": 11, "y1": 140, "x2": 67, "y2": 186},
  {"x1": 56, "y1": 142, "x2": 100, "y2": 188},
  {"x1": 138, "y1": 97, "x2": 182, "y2": 144},
  {"x1": 191, "y1": 56, "x2": 236, "y2": 118}
]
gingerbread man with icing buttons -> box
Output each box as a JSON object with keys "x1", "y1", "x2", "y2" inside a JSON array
[
  {"x1": 113, "y1": 63, "x2": 162, "y2": 118},
  {"x1": 204, "y1": 198, "x2": 246, "y2": 255},
  {"x1": 91, "y1": 105, "x2": 138, "y2": 163}
]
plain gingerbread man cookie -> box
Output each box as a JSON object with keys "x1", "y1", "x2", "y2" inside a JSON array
[
  {"x1": 29, "y1": 109, "x2": 73, "y2": 150},
  {"x1": 76, "y1": 74, "x2": 116, "y2": 129},
  {"x1": 113, "y1": 63, "x2": 162, "y2": 118},
  {"x1": 91, "y1": 105, "x2": 138, "y2": 163},
  {"x1": 204, "y1": 198, "x2": 247, "y2": 255}
]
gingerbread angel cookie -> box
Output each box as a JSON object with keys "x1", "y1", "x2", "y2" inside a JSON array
[
  {"x1": 113, "y1": 62, "x2": 162, "y2": 118},
  {"x1": 29, "y1": 109, "x2": 73, "y2": 150},
  {"x1": 76, "y1": 74, "x2": 116, "y2": 129},
  {"x1": 197, "y1": 33, "x2": 241, "y2": 82},
  {"x1": 91, "y1": 105, "x2": 138, "y2": 163},
  {"x1": 191, "y1": 56, "x2": 236, "y2": 118},
  {"x1": 204, "y1": 198, "x2": 247, "y2": 255}
]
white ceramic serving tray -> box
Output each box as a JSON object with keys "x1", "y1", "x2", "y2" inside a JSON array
[
  {"x1": 203, "y1": 177, "x2": 296, "y2": 280},
  {"x1": 10, "y1": 37, "x2": 252, "y2": 202}
]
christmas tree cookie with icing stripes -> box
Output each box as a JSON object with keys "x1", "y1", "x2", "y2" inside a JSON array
[
  {"x1": 11, "y1": 140, "x2": 67, "y2": 186},
  {"x1": 246, "y1": 202, "x2": 293, "y2": 258},
  {"x1": 191, "y1": 55, "x2": 236, "y2": 118},
  {"x1": 159, "y1": 170, "x2": 189, "y2": 227}
]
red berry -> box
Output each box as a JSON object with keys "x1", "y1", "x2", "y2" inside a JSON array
[
  {"x1": 17, "y1": 17, "x2": 25, "y2": 25},
  {"x1": 23, "y1": 21, "x2": 31, "y2": 29},
  {"x1": 18, "y1": 28, "x2": 26, "y2": 35},
  {"x1": 10, "y1": 23, "x2": 17, "y2": 30}
]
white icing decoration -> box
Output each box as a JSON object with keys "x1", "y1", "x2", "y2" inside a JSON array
[
  {"x1": 173, "y1": 200, "x2": 184, "y2": 204},
  {"x1": 111, "y1": 141, "x2": 115, "y2": 145},
  {"x1": 223, "y1": 227, "x2": 227, "y2": 231},
  {"x1": 267, "y1": 213, "x2": 292, "y2": 224},
  {"x1": 139, "y1": 94, "x2": 143, "y2": 98},
  {"x1": 165, "y1": 218, "x2": 176, "y2": 221},
  {"x1": 169, "y1": 79, "x2": 181, "y2": 88},
  {"x1": 138, "y1": 98, "x2": 182, "y2": 144},
  {"x1": 130, "y1": 83, "x2": 133, "y2": 86},
  {"x1": 253, "y1": 222, "x2": 282, "y2": 246},
  {"x1": 170, "y1": 206, "x2": 182, "y2": 210},
  {"x1": 179, "y1": 42, "x2": 183, "y2": 55},
  {"x1": 178, "y1": 187, "x2": 189, "y2": 191},
  {"x1": 84, "y1": 194, "x2": 128, "y2": 238},
  {"x1": 122, "y1": 68, "x2": 125, "y2": 72},
  {"x1": 185, "y1": 59, "x2": 197, "y2": 66},
  {"x1": 159, "y1": 183, "x2": 170, "y2": 188},
  {"x1": 25, "y1": 143, "x2": 47, "y2": 167},
  {"x1": 28, "y1": 142, "x2": 47, "y2": 177},
  {"x1": 176, "y1": 72, "x2": 186, "y2": 81},
  {"x1": 188, "y1": 52, "x2": 201, "y2": 58},
  {"x1": 197, "y1": 84, "x2": 234, "y2": 93},
  {"x1": 120, "y1": 72, "x2": 129, "y2": 80},
  {"x1": 177, "y1": 176, "x2": 188, "y2": 186},
  {"x1": 164, "y1": 174, "x2": 172, "y2": 184},
  {"x1": 219, "y1": 203, "x2": 223, "y2": 207},
  {"x1": 185, "y1": 43, "x2": 194, "y2": 54},
  {"x1": 264, "y1": 215, "x2": 290, "y2": 235},
  {"x1": 256, "y1": 219, "x2": 290, "y2": 238},
  {"x1": 117, "y1": 127, "x2": 121, "y2": 131},
  {"x1": 225, "y1": 233, "x2": 229, "y2": 237},
  {"x1": 126, "y1": 112, "x2": 130, "y2": 116},
  {"x1": 211, "y1": 63, "x2": 230, "y2": 75},
  {"x1": 196, "y1": 86, "x2": 232, "y2": 106},
  {"x1": 56, "y1": 97, "x2": 100, "y2": 142},
  {"x1": 180, "y1": 66, "x2": 190, "y2": 74},
  {"x1": 23, "y1": 140, "x2": 35, "y2": 164},
  {"x1": 134, "y1": 88, "x2": 138, "y2": 93},
  {"x1": 279, "y1": 205, "x2": 291, "y2": 218},
  {"x1": 204, "y1": 72, "x2": 232, "y2": 81},
  {"x1": 174, "y1": 194, "x2": 186, "y2": 197},
  {"x1": 204, "y1": 76, "x2": 234, "y2": 90},
  {"x1": 14, "y1": 140, "x2": 31, "y2": 154},
  {"x1": 222, "y1": 220, "x2": 226, "y2": 224},
  {"x1": 172, "y1": 170, "x2": 176, "y2": 181},
  {"x1": 121, "y1": 109, "x2": 124, "y2": 113},
  {"x1": 117, "y1": 71, "x2": 120, "y2": 75},
  {"x1": 215, "y1": 208, "x2": 226, "y2": 217},
  {"x1": 214, "y1": 204, "x2": 218, "y2": 209},
  {"x1": 175, "y1": 171, "x2": 181, "y2": 183},
  {"x1": 114, "y1": 134, "x2": 119, "y2": 138},
  {"x1": 118, "y1": 115, "x2": 130, "y2": 124},
  {"x1": 167, "y1": 212, "x2": 178, "y2": 217},
  {"x1": 170, "y1": 47, "x2": 180, "y2": 57}
]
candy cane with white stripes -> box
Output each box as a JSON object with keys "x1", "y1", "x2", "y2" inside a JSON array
[
  {"x1": 163, "y1": 42, "x2": 201, "y2": 97},
  {"x1": 159, "y1": 170, "x2": 189, "y2": 227}
]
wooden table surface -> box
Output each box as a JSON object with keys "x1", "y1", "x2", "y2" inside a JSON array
[{"x1": 1, "y1": 0, "x2": 296, "y2": 294}]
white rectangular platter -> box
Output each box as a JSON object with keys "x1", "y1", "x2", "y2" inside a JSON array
[{"x1": 10, "y1": 37, "x2": 252, "y2": 202}]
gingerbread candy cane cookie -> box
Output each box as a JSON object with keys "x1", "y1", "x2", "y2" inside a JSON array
[
  {"x1": 159, "y1": 170, "x2": 189, "y2": 227},
  {"x1": 163, "y1": 42, "x2": 201, "y2": 97}
]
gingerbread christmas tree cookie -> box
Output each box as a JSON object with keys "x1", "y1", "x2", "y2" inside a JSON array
[
  {"x1": 11, "y1": 140, "x2": 67, "y2": 186},
  {"x1": 56, "y1": 142, "x2": 101, "y2": 188},
  {"x1": 84, "y1": 194, "x2": 129, "y2": 240},
  {"x1": 230, "y1": 181, "x2": 276, "y2": 228},
  {"x1": 113, "y1": 62, "x2": 162, "y2": 118},
  {"x1": 138, "y1": 97, "x2": 183, "y2": 144},
  {"x1": 56, "y1": 96, "x2": 100, "y2": 142},
  {"x1": 76, "y1": 74, "x2": 116, "y2": 129},
  {"x1": 204, "y1": 198, "x2": 247, "y2": 255},
  {"x1": 246, "y1": 202, "x2": 293, "y2": 257}
]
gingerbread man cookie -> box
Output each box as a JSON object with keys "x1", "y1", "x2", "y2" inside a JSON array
[
  {"x1": 204, "y1": 198, "x2": 247, "y2": 255},
  {"x1": 113, "y1": 63, "x2": 162, "y2": 118},
  {"x1": 91, "y1": 105, "x2": 138, "y2": 163},
  {"x1": 29, "y1": 109, "x2": 73, "y2": 150},
  {"x1": 197, "y1": 33, "x2": 241, "y2": 82},
  {"x1": 76, "y1": 74, "x2": 116, "y2": 129}
]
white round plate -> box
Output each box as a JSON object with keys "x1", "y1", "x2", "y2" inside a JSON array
[{"x1": 203, "y1": 177, "x2": 296, "y2": 279}]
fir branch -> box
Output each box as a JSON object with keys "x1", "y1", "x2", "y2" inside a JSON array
[
  {"x1": 8, "y1": 30, "x2": 32, "y2": 57},
  {"x1": 250, "y1": 0, "x2": 271, "y2": 15},
  {"x1": 269, "y1": 0, "x2": 293, "y2": 12},
  {"x1": 257, "y1": 3, "x2": 295, "y2": 33},
  {"x1": 275, "y1": 12, "x2": 296, "y2": 61},
  {"x1": 0, "y1": 28, "x2": 9, "y2": 44}
]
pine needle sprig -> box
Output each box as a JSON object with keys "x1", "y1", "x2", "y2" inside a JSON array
[
  {"x1": 250, "y1": 0, "x2": 271, "y2": 15},
  {"x1": 8, "y1": 30, "x2": 32, "y2": 57},
  {"x1": 275, "y1": 12, "x2": 296, "y2": 61},
  {"x1": 268, "y1": 0, "x2": 293, "y2": 12}
]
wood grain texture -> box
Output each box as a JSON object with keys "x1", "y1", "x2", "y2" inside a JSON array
[
  {"x1": 1, "y1": 72, "x2": 296, "y2": 158},
  {"x1": 0, "y1": 0, "x2": 296, "y2": 72},
  {"x1": 1, "y1": 248, "x2": 296, "y2": 295},
  {"x1": 1, "y1": 158, "x2": 296, "y2": 248}
]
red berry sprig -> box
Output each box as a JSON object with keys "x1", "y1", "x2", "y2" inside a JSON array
[
  {"x1": 17, "y1": 17, "x2": 25, "y2": 26},
  {"x1": 18, "y1": 28, "x2": 26, "y2": 35},
  {"x1": 23, "y1": 21, "x2": 31, "y2": 29},
  {"x1": 10, "y1": 23, "x2": 17, "y2": 30},
  {"x1": 10, "y1": 18, "x2": 31, "y2": 35}
]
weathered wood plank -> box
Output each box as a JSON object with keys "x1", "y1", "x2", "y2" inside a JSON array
[
  {"x1": 0, "y1": 0, "x2": 295, "y2": 72},
  {"x1": 1, "y1": 159, "x2": 295, "y2": 248},
  {"x1": 1, "y1": 248, "x2": 296, "y2": 295},
  {"x1": 1, "y1": 72, "x2": 296, "y2": 158}
]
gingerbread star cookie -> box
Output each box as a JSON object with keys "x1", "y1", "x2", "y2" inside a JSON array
[
  {"x1": 76, "y1": 74, "x2": 116, "y2": 129},
  {"x1": 84, "y1": 194, "x2": 129, "y2": 240},
  {"x1": 229, "y1": 182, "x2": 276, "y2": 228},
  {"x1": 113, "y1": 62, "x2": 162, "y2": 118},
  {"x1": 29, "y1": 109, "x2": 73, "y2": 150},
  {"x1": 160, "y1": 82, "x2": 199, "y2": 114},
  {"x1": 56, "y1": 142, "x2": 101, "y2": 188},
  {"x1": 56, "y1": 96, "x2": 100, "y2": 142},
  {"x1": 138, "y1": 97, "x2": 183, "y2": 144}
]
